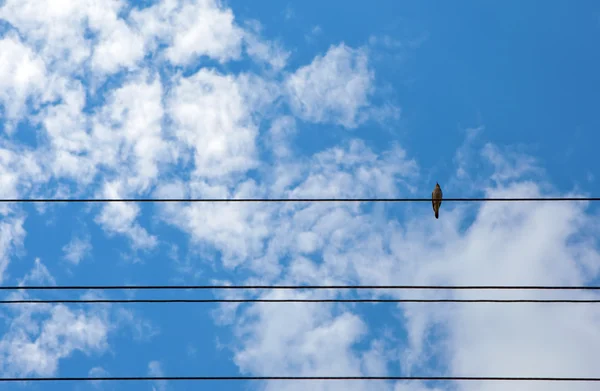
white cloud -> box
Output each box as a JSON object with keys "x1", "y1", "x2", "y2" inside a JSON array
[
  {"x1": 90, "y1": 14, "x2": 146, "y2": 75},
  {"x1": 0, "y1": 259, "x2": 116, "y2": 377},
  {"x1": 286, "y1": 139, "x2": 417, "y2": 198},
  {"x1": 243, "y1": 20, "x2": 290, "y2": 71},
  {"x1": 18, "y1": 258, "x2": 56, "y2": 286},
  {"x1": 148, "y1": 360, "x2": 167, "y2": 391},
  {"x1": 157, "y1": 139, "x2": 416, "y2": 274},
  {"x1": 89, "y1": 366, "x2": 109, "y2": 377},
  {"x1": 0, "y1": 142, "x2": 46, "y2": 201},
  {"x1": 91, "y1": 71, "x2": 174, "y2": 191},
  {"x1": 62, "y1": 235, "x2": 92, "y2": 265},
  {"x1": 245, "y1": 34, "x2": 289, "y2": 71},
  {"x1": 234, "y1": 291, "x2": 391, "y2": 391},
  {"x1": 38, "y1": 80, "x2": 96, "y2": 182},
  {"x1": 0, "y1": 215, "x2": 26, "y2": 283},
  {"x1": 0, "y1": 33, "x2": 49, "y2": 129},
  {"x1": 285, "y1": 43, "x2": 375, "y2": 128},
  {"x1": 0, "y1": 0, "x2": 122, "y2": 74},
  {"x1": 296, "y1": 231, "x2": 321, "y2": 254},
  {"x1": 0, "y1": 0, "x2": 289, "y2": 251},
  {"x1": 0, "y1": 301, "x2": 110, "y2": 377},
  {"x1": 156, "y1": 185, "x2": 275, "y2": 269},
  {"x1": 481, "y1": 143, "x2": 542, "y2": 184},
  {"x1": 167, "y1": 69, "x2": 273, "y2": 179},
  {"x1": 39, "y1": 70, "x2": 172, "y2": 246},
  {"x1": 162, "y1": 0, "x2": 242, "y2": 65},
  {"x1": 38, "y1": 69, "x2": 174, "y2": 247},
  {"x1": 267, "y1": 116, "x2": 297, "y2": 159},
  {"x1": 130, "y1": 0, "x2": 244, "y2": 66},
  {"x1": 0, "y1": 260, "x2": 159, "y2": 378},
  {"x1": 95, "y1": 180, "x2": 157, "y2": 250}
]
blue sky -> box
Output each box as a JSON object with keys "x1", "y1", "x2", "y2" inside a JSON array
[{"x1": 0, "y1": 1, "x2": 600, "y2": 391}]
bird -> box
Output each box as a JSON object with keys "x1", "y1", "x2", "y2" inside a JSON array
[{"x1": 432, "y1": 182, "x2": 442, "y2": 219}]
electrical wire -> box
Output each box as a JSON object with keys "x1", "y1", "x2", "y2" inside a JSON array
[
  {"x1": 2, "y1": 298, "x2": 600, "y2": 304},
  {"x1": 2, "y1": 284, "x2": 600, "y2": 291},
  {"x1": 1, "y1": 375, "x2": 598, "y2": 382},
  {"x1": 0, "y1": 197, "x2": 598, "y2": 203}
]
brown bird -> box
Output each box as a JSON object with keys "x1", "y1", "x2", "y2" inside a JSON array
[{"x1": 432, "y1": 182, "x2": 442, "y2": 219}]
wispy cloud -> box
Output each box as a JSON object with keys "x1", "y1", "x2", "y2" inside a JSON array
[
  {"x1": 0, "y1": 262, "x2": 110, "y2": 377},
  {"x1": 62, "y1": 235, "x2": 92, "y2": 265},
  {"x1": 148, "y1": 360, "x2": 167, "y2": 391},
  {"x1": 0, "y1": 215, "x2": 26, "y2": 283},
  {"x1": 285, "y1": 43, "x2": 376, "y2": 128}
]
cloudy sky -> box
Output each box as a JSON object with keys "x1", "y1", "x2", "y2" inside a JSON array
[{"x1": 1, "y1": 0, "x2": 600, "y2": 390}]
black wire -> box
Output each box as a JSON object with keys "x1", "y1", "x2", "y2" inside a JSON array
[
  {"x1": 2, "y1": 285, "x2": 600, "y2": 291},
  {"x1": 1, "y1": 376, "x2": 598, "y2": 382},
  {"x1": 2, "y1": 298, "x2": 600, "y2": 304},
  {"x1": 0, "y1": 197, "x2": 598, "y2": 203}
]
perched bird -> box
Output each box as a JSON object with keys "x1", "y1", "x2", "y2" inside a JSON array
[{"x1": 432, "y1": 182, "x2": 442, "y2": 219}]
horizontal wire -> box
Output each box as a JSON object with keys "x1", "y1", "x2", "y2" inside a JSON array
[
  {"x1": 2, "y1": 285, "x2": 600, "y2": 291},
  {"x1": 1, "y1": 376, "x2": 599, "y2": 382},
  {"x1": 3, "y1": 298, "x2": 600, "y2": 304},
  {"x1": 0, "y1": 197, "x2": 598, "y2": 203}
]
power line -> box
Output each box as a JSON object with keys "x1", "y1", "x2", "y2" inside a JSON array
[
  {"x1": 0, "y1": 197, "x2": 598, "y2": 203},
  {"x1": 1, "y1": 375, "x2": 599, "y2": 382},
  {"x1": 2, "y1": 284, "x2": 600, "y2": 291},
  {"x1": 2, "y1": 298, "x2": 600, "y2": 304}
]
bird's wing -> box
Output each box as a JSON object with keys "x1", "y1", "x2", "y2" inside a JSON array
[{"x1": 432, "y1": 190, "x2": 436, "y2": 211}]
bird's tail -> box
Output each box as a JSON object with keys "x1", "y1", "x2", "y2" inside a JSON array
[{"x1": 435, "y1": 211, "x2": 439, "y2": 219}]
